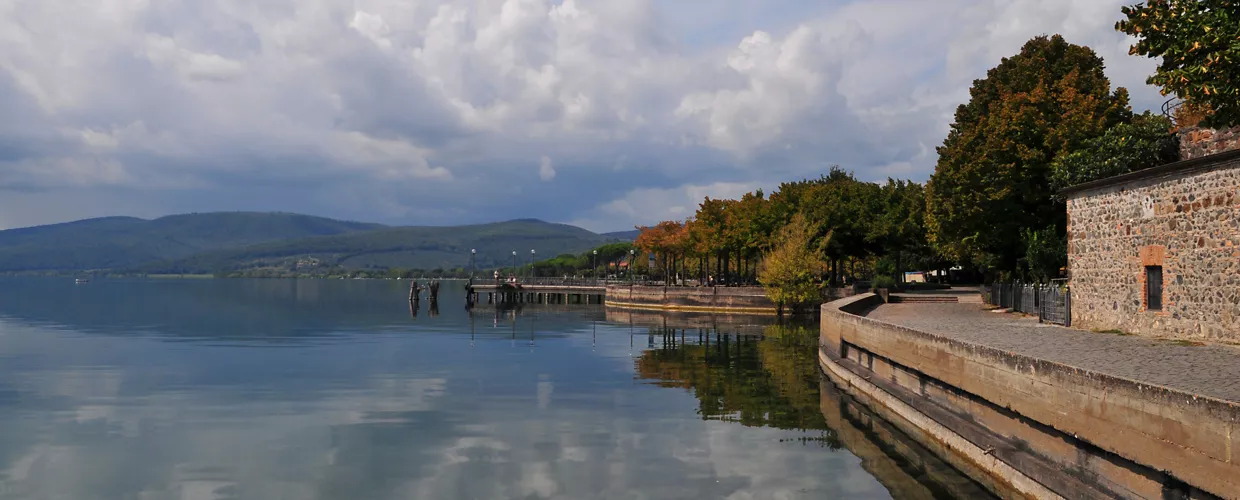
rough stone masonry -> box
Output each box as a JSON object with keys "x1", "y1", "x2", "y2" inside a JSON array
[{"x1": 1066, "y1": 150, "x2": 1240, "y2": 342}]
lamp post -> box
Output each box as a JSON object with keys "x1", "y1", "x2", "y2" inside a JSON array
[
  {"x1": 592, "y1": 250, "x2": 598, "y2": 281},
  {"x1": 470, "y1": 249, "x2": 476, "y2": 279},
  {"x1": 629, "y1": 249, "x2": 635, "y2": 283},
  {"x1": 511, "y1": 251, "x2": 517, "y2": 278},
  {"x1": 530, "y1": 249, "x2": 536, "y2": 279}
]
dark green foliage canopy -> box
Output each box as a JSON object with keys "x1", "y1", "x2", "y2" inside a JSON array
[
  {"x1": 869, "y1": 179, "x2": 937, "y2": 274},
  {"x1": 1117, "y1": 0, "x2": 1240, "y2": 128},
  {"x1": 1049, "y1": 113, "x2": 1180, "y2": 191},
  {"x1": 926, "y1": 34, "x2": 1132, "y2": 273},
  {"x1": 1022, "y1": 226, "x2": 1067, "y2": 282}
]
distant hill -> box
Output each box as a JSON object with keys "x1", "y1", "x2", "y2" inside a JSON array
[
  {"x1": 0, "y1": 212, "x2": 383, "y2": 272},
  {"x1": 137, "y1": 219, "x2": 619, "y2": 274},
  {"x1": 0, "y1": 213, "x2": 631, "y2": 274},
  {"x1": 602, "y1": 229, "x2": 641, "y2": 240}
]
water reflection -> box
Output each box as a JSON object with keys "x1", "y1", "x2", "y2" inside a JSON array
[
  {"x1": 629, "y1": 312, "x2": 997, "y2": 499},
  {"x1": 820, "y1": 374, "x2": 998, "y2": 499},
  {"x1": 635, "y1": 323, "x2": 834, "y2": 432},
  {"x1": 0, "y1": 278, "x2": 991, "y2": 499}
]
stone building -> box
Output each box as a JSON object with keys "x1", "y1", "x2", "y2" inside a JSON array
[
  {"x1": 1180, "y1": 125, "x2": 1240, "y2": 160},
  {"x1": 1064, "y1": 148, "x2": 1240, "y2": 342}
]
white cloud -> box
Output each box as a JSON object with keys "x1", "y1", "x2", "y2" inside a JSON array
[
  {"x1": 569, "y1": 181, "x2": 765, "y2": 230},
  {"x1": 349, "y1": 11, "x2": 393, "y2": 49},
  {"x1": 538, "y1": 155, "x2": 556, "y2": 181},
  {"x1": 0, "y1": 0, "x2": 1165, "y2": 231}
]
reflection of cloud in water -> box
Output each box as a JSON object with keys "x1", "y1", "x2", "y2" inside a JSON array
[
  {"x1": 0, "y1": 280, "x2": 923, "y2": 500},
  {"x1": 537, "y1": 376, "x2": 554, "y2": 410},
  {"x1": 0, "y1": 376, "x2": 896, "y2": 500}
]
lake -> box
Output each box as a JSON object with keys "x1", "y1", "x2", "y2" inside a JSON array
[{"x1": 0, "y1": 278, "x2": 992, "y2": 499}]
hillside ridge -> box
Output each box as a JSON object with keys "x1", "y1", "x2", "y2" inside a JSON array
[{"x1": 0, "y1": 212, "x2": 637, "y2": 274}]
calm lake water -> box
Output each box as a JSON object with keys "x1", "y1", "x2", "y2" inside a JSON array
[{"x1": 0, "y1": 278, "x2": 992, "y2": 500}]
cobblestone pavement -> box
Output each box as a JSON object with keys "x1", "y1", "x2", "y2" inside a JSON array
[{"x1": 866, "y1": 303, "x2": 1240, "y2": 403}]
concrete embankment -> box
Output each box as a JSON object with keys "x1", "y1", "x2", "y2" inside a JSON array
[
  {"x1": 820, "y1": 293, "x2": 1240, "y2": 499},
  {"x1": 605, "y1": 284, "x2": 779, "y2": 314}
]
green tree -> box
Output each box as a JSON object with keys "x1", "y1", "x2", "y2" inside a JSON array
[
  {"x1": 1050, "y1": 113, "x2": 1180, "y2": 191},
  {"x1": 758, "y1": 214, "x2": 826, "y2": 313},
  {"x1": 1022, "y1": 226, "x2": 1066, "y2": 282},
  {"x1": 694, "y1": 198, "x2": 728, "y2": 281},
  {"x1": 869, "y1": 179, "x2": 935, "y2": 281},
  {"x1": 1117, "y1": 0, "x2": 1240, "y2": 128},
  {"x1": 926, "y1": 34, "x2": 1131, "y2": 274},
  {"x1": 800, "y1": 167, "x2": 882, "y2": 283}
]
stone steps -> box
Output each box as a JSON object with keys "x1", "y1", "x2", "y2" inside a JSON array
[{"x1": 891, "y1": 296, "x2": 959, "y2": 303}]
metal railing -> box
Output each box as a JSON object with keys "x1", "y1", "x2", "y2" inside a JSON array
[
  {"x1": 468, "y1": 276, "x2": 777, "y2": 288},
  {"x1": 471, "y1": 277, "x2": 607, "y2": 287},
  {"x1": 982, "y1": 281, "x2": 1071, "y2": 327}
]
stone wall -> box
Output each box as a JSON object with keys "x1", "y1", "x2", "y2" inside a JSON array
[
  {"x1": 1181, "y1": 126, "x2": 1240, "y2": 160},
  {"x1": 1066, "y1": 152, "x2": 1240, "y2": 342},
  {"x1": 604, "y1": 284, "x2": 779, "y2": 314}
]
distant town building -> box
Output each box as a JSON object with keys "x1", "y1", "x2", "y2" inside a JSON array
[{"x1": 1064, "y1": 148, "x2": 1240, "y2": 342}]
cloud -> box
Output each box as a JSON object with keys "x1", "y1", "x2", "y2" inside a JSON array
[
  {"x1": 539, "y1": 155, "x2": 556, "y2": 181},
  {"x1": 0, "y1": 0, "x2": 1164, "y2": 232},
  {"x1": 569, "y1": 180, "x2": 765, "y2": 230}
]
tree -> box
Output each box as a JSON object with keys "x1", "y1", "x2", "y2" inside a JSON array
[
  {"x1": 1023, "y1": 226, "x2": 1066, "y2": 282},
  {"x1": 635, "y1": 221, "x2": 686, "y2": 281},
  {"x1": 1050, "y1": 112, "x2": 1180, "y2": 190},
  {"x1": 694, "y1": 198, "x2": 730, "y2": 281},
  {"x1": 757, "y1": 214, "x2": 826, "y2": 314},
  {"x1": 926, "y1": 35, "x2": 1131, "y2": 274},
  {"x1": 869, "y1": 179, "x2": 936, "y2": 281},
  {"x1": 1117, "y1": 0, "x2": 1240, "y2": 128},
  {"x1": 731, "y1": 191, "x2": 773, "y2": 282}
]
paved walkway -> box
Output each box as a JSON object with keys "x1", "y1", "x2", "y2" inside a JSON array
[{"x1": 867, "y1": 303, "x2": 1240, "y2": 403}]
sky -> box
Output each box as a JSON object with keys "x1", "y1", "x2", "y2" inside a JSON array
[{"x1": 0, "y1": 0, "x2": 1164, "y2": 233}]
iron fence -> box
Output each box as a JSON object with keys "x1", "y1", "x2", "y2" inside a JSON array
[
  {"x1": 471, "y1": 277, "x2": 608, "y2": 287},
  {"x1": 982, "y1": 281, "x2": 1071, "y2": 327}
]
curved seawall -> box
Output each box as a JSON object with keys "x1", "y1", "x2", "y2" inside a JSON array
[{"x1": 820, "y1": 293, "x2": 1239, "y2": 499}]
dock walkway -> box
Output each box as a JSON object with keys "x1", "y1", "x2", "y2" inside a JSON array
[{"x1": 868, "y1": 302, "x2": 1240, "y2": 403}]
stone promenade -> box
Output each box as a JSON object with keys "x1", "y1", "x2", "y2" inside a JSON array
[{"x1": 868, "y1": 302, "x2": 1240, "y2": 403}]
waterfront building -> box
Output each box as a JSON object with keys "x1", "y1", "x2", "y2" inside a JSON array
[{"x1": 1064, "y1": 133, "x2": 1240, "y2": 341}]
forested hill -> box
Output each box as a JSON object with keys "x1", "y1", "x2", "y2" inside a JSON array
[{"x1": 0, "y1": 213, "x2": 632, "y2": 274}]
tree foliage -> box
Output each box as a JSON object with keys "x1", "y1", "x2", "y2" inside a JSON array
[
  {"x1": 926, "y1": 34, "x2": 1132, "y2": 273},
  {"x1": 1022, "y1": 226, "x2": 1066, "y2": 282},
  {"x1": 758, "y1": 214, "x2": 826, "y2": 312},
  {"x1": 635, "y1": 165, "x2": 942, "y2": 287},
  {"x1": 869, "y1": 179, "x2": 937, "y2": 276},
  {"x1": 1049, "y1": 112, "x2": 1180, "y2": 191},
  {"x1": 1117, "y1": 0, "x2": 1240, "y2": 128}
]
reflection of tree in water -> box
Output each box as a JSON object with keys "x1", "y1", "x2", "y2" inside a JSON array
[{"x1": 635, "y1": 323, "x2": 838, "y2": 439}]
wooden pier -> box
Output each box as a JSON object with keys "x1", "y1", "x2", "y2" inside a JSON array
[{"x1": 466, "y1": 279, "x2": 606, "y2": 306}]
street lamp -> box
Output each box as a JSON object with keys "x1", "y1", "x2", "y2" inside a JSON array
[
  {"x1": 512, "y1": 251, "x2": 517, "y2": 278},
  {"x1": 592, "y1": 250, "x2": 598, "y2": 280},
  {"x1": 470, "y1": 249, "x2": 476, "y2": 278},
  {"x1": 530, "y1": 249, "x2": 536, "y2": 279},
  {"x1": 629, "y1": 249, "x2": 635, "y2": 283}
]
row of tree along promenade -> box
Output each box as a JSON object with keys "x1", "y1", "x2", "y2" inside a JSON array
[{"x1": 614, "y1": 3, "x2": 1240, "y2": 315}]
